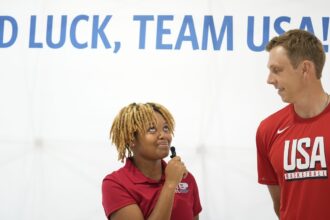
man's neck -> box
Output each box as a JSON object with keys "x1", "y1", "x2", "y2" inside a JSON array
[{"x1": 293, "y1": 87, "x2": 329, "y2": 118}]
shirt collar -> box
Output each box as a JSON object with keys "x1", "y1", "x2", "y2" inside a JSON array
[{"x1": 123, "y1": 157, "x2": 166, "y2": 184}]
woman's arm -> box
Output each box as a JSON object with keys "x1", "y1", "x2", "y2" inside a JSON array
[
  {"x1": 110, "y1": 204, "x2": 144, "y2": 220},
  {"x1": 147, "y1": 156, "x2": 187, "y2": 220}
]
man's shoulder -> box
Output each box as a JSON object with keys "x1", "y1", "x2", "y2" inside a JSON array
[
  {"x1": 262, "y1": 104, "x2": 292, "y2": 125},
  {"x1": 257, "y1": 104, "x2": 292, "y2": 135}
]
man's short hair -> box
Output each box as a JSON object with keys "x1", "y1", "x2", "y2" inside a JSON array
[{"x1": 266, "y1": 29, "x2": 326, "y2": 79}]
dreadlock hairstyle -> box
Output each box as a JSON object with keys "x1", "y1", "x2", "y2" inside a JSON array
[{"x1": 110, "y1": 102, "x2": 175, "y2": 162}]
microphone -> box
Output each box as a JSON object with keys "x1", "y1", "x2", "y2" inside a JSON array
[{"x1": 170, "y1": 146, "x2": 176, "y2": 158}]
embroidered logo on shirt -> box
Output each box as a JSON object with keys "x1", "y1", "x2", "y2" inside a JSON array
[{"x1": 175, "y1": 182, "x2": 189, "y2": 193}]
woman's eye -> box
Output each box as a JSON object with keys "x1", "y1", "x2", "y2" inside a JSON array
[
  {"x1": 163, "y1": 125, "x2": 169, "y2": 132},
  {"x1": 148, "y1": 127, "x2": 156, "y2": 132}
]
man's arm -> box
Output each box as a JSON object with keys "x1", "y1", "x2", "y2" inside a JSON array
[{"x1": 267, "y1": 185, "x2": 280, "y2": 219}]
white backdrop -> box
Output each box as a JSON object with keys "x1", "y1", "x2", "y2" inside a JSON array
[{"x1": 1, "y1": 0, "x2": 330, "y2": 219}]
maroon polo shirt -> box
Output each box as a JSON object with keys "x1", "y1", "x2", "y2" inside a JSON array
[{"x1": 102, "y1": 158, "x2": 202, "y2": 219}]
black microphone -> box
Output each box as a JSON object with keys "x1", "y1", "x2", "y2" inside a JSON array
[{"x1": 170, "y1": 146, "x2": 176, "y2": 158}]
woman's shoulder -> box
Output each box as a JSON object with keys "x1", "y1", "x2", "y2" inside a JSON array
[
  {"x1": 183, "y1": 172, "x2": 199, "y2": 186},
  {"x1": 103, "y1": 166, "x2": 127, "y2": 183}
]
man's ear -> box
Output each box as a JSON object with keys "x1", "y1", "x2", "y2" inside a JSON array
[{"x1": 301, "y1": 60, "x2": 315, "y2": 78}]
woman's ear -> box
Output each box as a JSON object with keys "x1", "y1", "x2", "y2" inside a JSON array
[{"x1": 130, "y1": 138, "x2": 136, "y2": 148}]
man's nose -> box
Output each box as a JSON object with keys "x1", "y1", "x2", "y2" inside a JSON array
[{"x1": 267, "y1": 72, "x2": 275, "y2": 85}]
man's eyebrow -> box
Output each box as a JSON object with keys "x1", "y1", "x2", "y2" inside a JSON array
[{"x1": 268, "y1": 64, "x2": 278, "y2": 69}]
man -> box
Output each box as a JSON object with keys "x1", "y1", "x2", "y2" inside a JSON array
[{"x1": 256, "y1": 29, "x2": 330, "y2": 220}]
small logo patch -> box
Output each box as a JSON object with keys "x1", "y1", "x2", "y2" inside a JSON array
[{"x1": 176, "y1": 182, "x2": 189, "y2": 193}]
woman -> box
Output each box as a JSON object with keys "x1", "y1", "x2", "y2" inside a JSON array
[{"x1": 102, "y1": 102, "x2": 202, "y2": 220}]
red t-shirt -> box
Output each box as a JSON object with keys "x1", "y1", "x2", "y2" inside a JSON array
[
  {"x1": 102, "y1": 158, "x2": 202, "y2": 219},
  {"x1": 256, "y1": 104, "x2": 330, "y2": 220}
]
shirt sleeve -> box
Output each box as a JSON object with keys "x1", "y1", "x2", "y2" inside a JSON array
[
  {"x1": 102, "y1": 176, "x2": 136, "y2": 218},
  {"x1": 256, "y1": 122, "x2": 279, "y2": 185},
  {"x1": 190, "y1": 174, "x2": 202, "y2": 216}
]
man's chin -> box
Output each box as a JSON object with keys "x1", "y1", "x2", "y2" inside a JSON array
[{"x1": 280, "y1": 96, "x2": 290, "y2": 103}]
